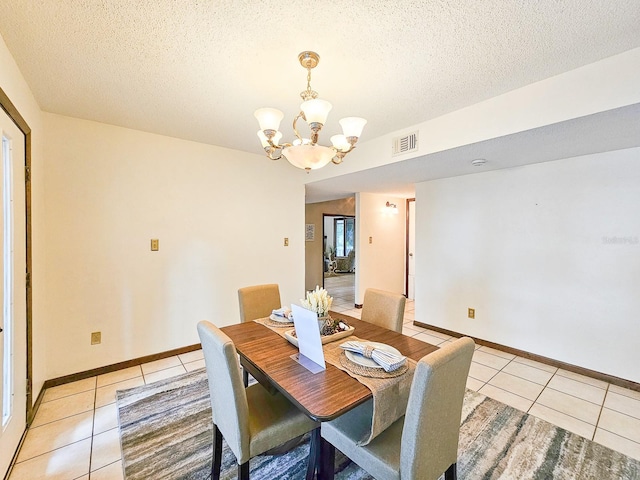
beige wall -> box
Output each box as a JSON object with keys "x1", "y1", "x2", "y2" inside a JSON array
[
  {"x1": 355, "y1": 193, "x2": 406, "y2": 304},
  {"x1": 304, "y1": 197, "x2": 355, "y2": 292},
  {"x1": 42, "y1": 113, "x2": 306, "y2": 378}
]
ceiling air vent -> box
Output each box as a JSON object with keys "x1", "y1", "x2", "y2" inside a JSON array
[{"x1": 392, "y1": 131, "x2": 419, "y2": 156}]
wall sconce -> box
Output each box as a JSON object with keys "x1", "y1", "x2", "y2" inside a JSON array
[{"x1": 385, "y1": 201, "x2": 399, "y2": 214}]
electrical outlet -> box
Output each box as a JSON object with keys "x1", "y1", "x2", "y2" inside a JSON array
[
  {"x1": 369, "y1": 236, "x2": 373, "y2": 244},
  {"x1": 151, "y1": 239, "x2": 159, "y2": 251},
  {"x1": 468, "y1": 308, "x2": 475, "y2": 319},
  {"x1": 284, "y1": 237, "x2": 289, "y2": 246},
  {"x1": 91, "y1": 332, "x2": 101, "y2": 345}
]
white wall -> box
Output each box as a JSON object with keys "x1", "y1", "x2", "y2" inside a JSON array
[
  {"x1": 0, "y1": 33, "x2": 47, "y2": 401},
  {"x1": 43, "y1": 113, "x2": 306, "y2": 378},
  {"x1": 355, "y1": 193, "x2": 405, "y2": 304},
  {"x1": 415, "y1": 148, "x2": 640, "y2": 382},
  {"x1": 324, "y1": 216, "x2": 334, "y2": 252}
]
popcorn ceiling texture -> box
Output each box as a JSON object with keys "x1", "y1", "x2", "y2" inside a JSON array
[{"x1": 0, "y1": 0, "x2": 639, "y2": 152}]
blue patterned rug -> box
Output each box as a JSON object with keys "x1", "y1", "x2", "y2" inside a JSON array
[{"x1": 116, "y1": 369, "x2": 640, "y2": 479}]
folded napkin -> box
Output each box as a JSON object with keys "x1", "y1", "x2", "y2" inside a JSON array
[
  {"x1": 272, "y1": 307, "x2": 293, "y2": 321},
  {"x1": 339, "y1": 341, "x2": 407, "y2": 372}
]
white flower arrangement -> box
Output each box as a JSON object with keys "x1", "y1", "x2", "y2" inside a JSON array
[{"x1": 301, "y1": 286, "x2": 333, "y2": 317}]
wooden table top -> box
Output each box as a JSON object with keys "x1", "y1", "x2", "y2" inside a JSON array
[{"x1": 220, "y1": 311, "x2": 439, "y2": 422}]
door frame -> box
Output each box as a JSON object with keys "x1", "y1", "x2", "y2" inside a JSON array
[
  {"x1": 405, "y1": 198, "x2": 415, "y2": 298},
  {"x1": 0, "y1": 88, "x2": 33, "y2": 424}
]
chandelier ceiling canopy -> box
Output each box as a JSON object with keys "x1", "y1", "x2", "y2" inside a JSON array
[{"x1": 255, "y1": 51, "x2": 366, "y2": 172}]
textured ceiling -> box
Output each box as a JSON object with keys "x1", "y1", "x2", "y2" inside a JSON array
[{"x1": 1, "y1": 0, "x2": 639, "y2": 154}]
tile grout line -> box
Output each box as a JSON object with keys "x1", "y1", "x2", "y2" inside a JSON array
[
  {"x1": 592, "y1": 383, "x2": 610, "y2": 441},
  {"x1": 480, "y1": 382, "x2": 537, "y2": 407},
  {"x1": 596, "y1": 424, "x2": 640, "y2": 446},
  {"x1": 524, "y1": 375, "x2": 611, "y2": 440},
  {"x1": 88, "y1": 377, "x2": 97, "y2": 478},
  {"x1": 527, "y1": 369, "x2": 558, "y2": 415},
  {"x1": 543, "y1": 385, "x2": 606, "y2": 407},
  {"x1": 478, "y1": 352, "x2": 512, "y2": 387},
  {"x1": 553, "y1": 371, "x2": 609, "y2": 390},
  {"x1": 479, "y1": 355, "x2": 549, "y2": 409}
]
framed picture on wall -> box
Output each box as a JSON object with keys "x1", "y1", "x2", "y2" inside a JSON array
[{"x1": 305, "y1": 224, "x2": 315, "y2": 241}]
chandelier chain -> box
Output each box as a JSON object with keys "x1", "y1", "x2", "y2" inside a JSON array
[{"x1": 300, "y1": 66, "x2": 318, "y2": 101}]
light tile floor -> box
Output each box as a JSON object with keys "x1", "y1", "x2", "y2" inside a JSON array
[
  {"x1": 402, "y1": 316, "x2": 640, "y2": 462},
  {"x1": 8, "y1": 352, "x2": 204, "y2": 480},
  {"x1": 9, "y1": 292, "x2": 640, "y2": 478}
]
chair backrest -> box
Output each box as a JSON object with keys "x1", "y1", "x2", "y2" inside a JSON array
[
  {"x1": 400, "y1": 337, "x2": 475, "y2": 480},
  {"x1": 360, "y1": 288, "x2": 406, "y2": 333},
  {"x1": 237, "y1": 284, "x2": 281, "y2": 323},
  {"x1": 347, "y1": 249, "x2": 355, "y2": 270},
  {"x1": 197, "y1": 321, "x2": 250, "y2": 463}
]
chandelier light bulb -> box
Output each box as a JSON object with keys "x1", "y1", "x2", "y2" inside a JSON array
[
  {"x1": 254, "y1": 108, "x2": 284, "y2": 132},
  {"x1": 300, "y1": 99, "x2": 332, "y2": 125},
  {"x1": 330, "y1": 134, "x2": 351, "y2": 152},
  {"x1": 339, "y1": 117, "x2": 367, "y2": 138}
]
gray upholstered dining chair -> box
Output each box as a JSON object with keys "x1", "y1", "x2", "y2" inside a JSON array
[
  {"x1": 197, "y1": 321, "x2": 318, "y2": 480},
  {"x1": 237, "y1": 283, "x2": 281, "y2": 385},
  {"x1": 360, "y1": 288, "x2": 406, "y2": 333},
  {"x1": 320, "y1": 337, "x2": 475, "y2": 480}
]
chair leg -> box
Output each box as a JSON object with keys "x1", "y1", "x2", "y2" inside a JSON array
[
  {"x1": 211, "y1": 425, "x2": 222, "y2": 480},
  {"x1": 238, "y1": 461, "x2": 249, "y2": 480},
  {"x1": 318, "y1": 436, "x2": 335, "y2": 480},
  {"x1": 445, "y1": 463, "x2": 457, "y2": 480},
  {"x1": 305, "y1": 428, "x2": 320, "y2": 480},
  {"x1": 243, "y1": 368, "x2": 249, "y2": 387}
]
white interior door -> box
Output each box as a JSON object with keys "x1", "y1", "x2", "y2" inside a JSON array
[
  {"x1": 0, "y1": 108, "x2": 27, "y2": 477},
  {"x1": 408, "y1": 199, "x2": 415, "y2": 300}
]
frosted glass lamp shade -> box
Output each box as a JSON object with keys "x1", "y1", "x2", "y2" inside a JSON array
[
  {"x1": 257, "y1": 130, "x2": 282, "y2": 148},
  {"x1": 330, "y1": 134, "x2": 351, "y2": 152},
  {"x1": 300, "y1": 99, "x2": 332, "y2": 125},
  {"x1": 282, "y1": 145, "x2": 335, "y2": 170},
  {"x1": 254, "y1": 108, "x2": 284, "y2": 131},
  {"x1": 339, "y1": 117, "x2": 367, "y2": 138}
]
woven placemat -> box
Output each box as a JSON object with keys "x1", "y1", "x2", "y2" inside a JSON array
[
  {"x1": 263, "y1": 318, "x2": 294, "y2": 328},
  {"x1": 338, "y1": 351, "x2": 409, "y2": 378}
]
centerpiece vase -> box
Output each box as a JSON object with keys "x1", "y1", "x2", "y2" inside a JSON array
[{"x1": 318, "y1": 315, "x2": 330, "y2": 333}]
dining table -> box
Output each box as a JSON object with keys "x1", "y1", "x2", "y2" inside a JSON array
[{"x1": 220, "y1": 310, "x2": 439, "y2": 479}]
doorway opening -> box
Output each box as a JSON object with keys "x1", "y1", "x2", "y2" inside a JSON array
[{"x1": 322, "y1": 214, "x2": 355, "y2": 306}]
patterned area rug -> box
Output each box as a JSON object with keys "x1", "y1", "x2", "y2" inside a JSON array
[{"x1": 116, "y1": 369, "x2": 640, "y2": 479}]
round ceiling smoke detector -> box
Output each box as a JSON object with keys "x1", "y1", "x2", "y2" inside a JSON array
[{"x1": 471, "y1": 158, "x2": 487, "y2": 167}]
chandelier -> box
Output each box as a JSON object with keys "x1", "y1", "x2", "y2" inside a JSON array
[{"x1": 254, "y1": 51, "x2": 367, "y2": 171}]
